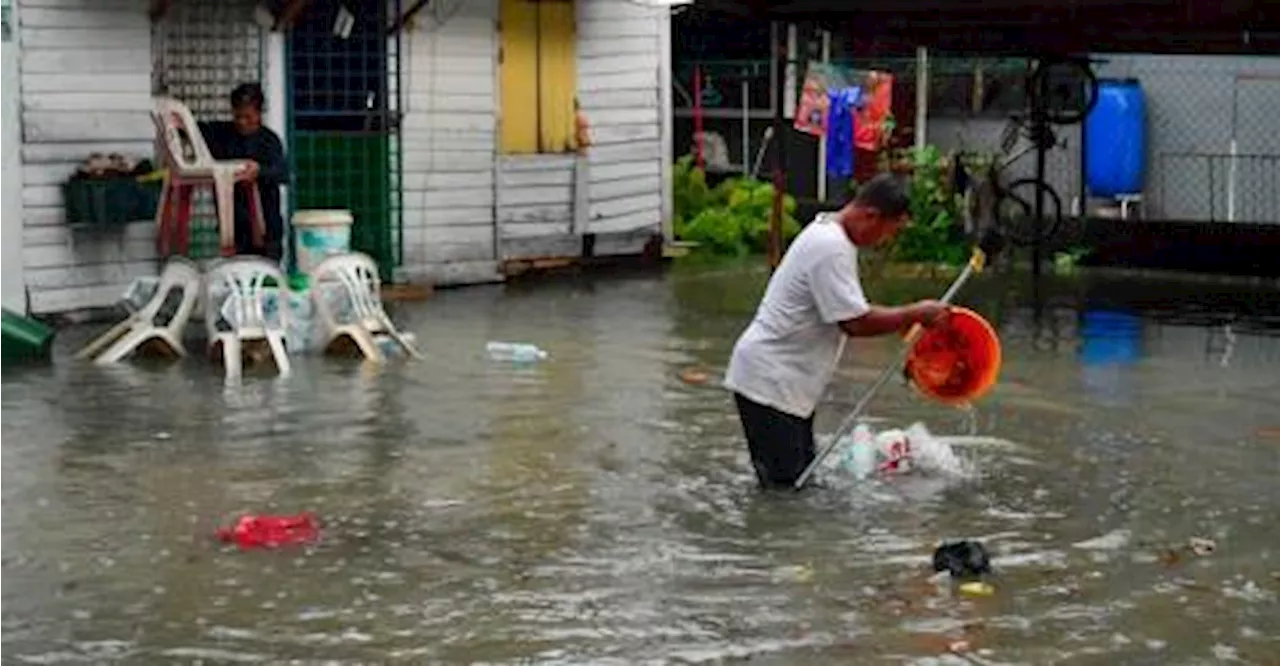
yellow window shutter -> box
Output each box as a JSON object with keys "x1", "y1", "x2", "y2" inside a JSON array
[
  {"x1": 536, "y1": 0, "x2": 577, "y2": 153},
  {"x1": 499, "y1": 0, "x2": 539, "y2": 154}
]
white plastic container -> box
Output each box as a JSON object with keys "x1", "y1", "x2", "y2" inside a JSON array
[{"x1": 292, "y1": 209, "x2": 354, "y2": 275}]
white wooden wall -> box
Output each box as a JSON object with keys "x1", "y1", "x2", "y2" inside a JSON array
[
  {"x1": 577, "y1": 0, "x2": 665, "y2": 238},
  {"x1": 18, "y1": 0, "x2": 156, "y2": 315},
  {"x1": 397, "y1": 0, "x2": 503, "y2": 286},
  {"x1": 2, "y1": 7, "x2": 26, "y2": 313},
  {"x1": 398, "y1": 0, "x2": 670, "y2": 281}
]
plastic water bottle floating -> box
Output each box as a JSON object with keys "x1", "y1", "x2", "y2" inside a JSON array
[{"x1": 486, "y1": 341, "x2": 548, "y2": 363}]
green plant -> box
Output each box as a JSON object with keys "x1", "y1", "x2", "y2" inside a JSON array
[
  {"x1": 672, "y1": 154, "x2": 800, "y2": 257},
  {"x1": 1053, "y1": 245, "x2": 1091, "y2": 274},
  {"x1": 672, "y1": 154, "x2": 712, "y2": 240},
  {"x1": 889, "y1": 145, "x2": 969, "y2": 265}
]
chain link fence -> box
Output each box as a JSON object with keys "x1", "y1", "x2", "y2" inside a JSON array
[{"x1": 1094, "y1": 55, "x2": 1280, "y2": 224}]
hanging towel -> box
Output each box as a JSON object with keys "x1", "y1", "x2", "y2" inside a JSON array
[{"x1": 826, "y1": 86, "x2": 862, "y2": 180}]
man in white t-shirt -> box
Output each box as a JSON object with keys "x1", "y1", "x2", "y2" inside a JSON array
[{"x1": 724, "y1": 174, "x2": 948, "y2": 490}]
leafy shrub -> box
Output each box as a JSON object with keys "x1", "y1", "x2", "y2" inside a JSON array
[{"x1": 672, "y1": 154, "x2": 800, "y2": 257}]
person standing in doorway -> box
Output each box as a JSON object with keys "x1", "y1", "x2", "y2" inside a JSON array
[
  {"x1": 724, "y1": 174, "x2": 949, "y2": 490},
  {"x1": 199, "y1": 82, "x2": 288, "y2": 260}
]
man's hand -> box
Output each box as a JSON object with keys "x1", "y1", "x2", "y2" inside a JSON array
[
  {"x1": 909, "y1": 300, "x2": 949, "y2": 327},
  {"x1": 240, "y1": 160, "x2": 260, "y2": 180}
]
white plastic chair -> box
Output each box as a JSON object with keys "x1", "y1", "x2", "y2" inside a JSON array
[
  {"x1": 311, "y1": 252, "x2": 423, "y2": 362},
  {"x1": 76, "y1": 256, "x2": 202, "y2": 364},
  {"x1": 151, "y1": 97, "x2": 267, "y2": 257},
  {"x1": 204, "y1": 256, "x2": 292, "y2": 379}
]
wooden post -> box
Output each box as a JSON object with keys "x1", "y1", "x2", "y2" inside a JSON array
[{"x1": 768, "y1": 20, "x2": 787, "y2": 269}]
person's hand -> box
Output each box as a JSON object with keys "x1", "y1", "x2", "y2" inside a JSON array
[
  {"x1": 911, "y1": 300, "x2": 950, "y2": 327},
  {"x1": 240, "y1": 160, "x2": 260, "y2": 179}
]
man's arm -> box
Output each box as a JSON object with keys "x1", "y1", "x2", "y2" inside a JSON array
[
  {"x1": 253, "y1": 130, "x2": 289, "y2": 187},
  {"x1": 838, "y1": 304, "x2": 936, "y2": 338}
]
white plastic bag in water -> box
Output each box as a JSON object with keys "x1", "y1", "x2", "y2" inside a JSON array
[{"x1": 830, "y1": 421, "x2": 974, "y2": 480}]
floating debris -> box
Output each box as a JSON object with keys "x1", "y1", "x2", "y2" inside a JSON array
[
  {"x1": 1189, "y1": 537, "x2": 1216, "y2": 557},
  {"x1": 678, "y1": 367, "x2": 711, "y2": 385}
]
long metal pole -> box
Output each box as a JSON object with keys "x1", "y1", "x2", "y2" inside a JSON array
[
  {"x1": 817, "y1": 30, "x2": 830, "y2": 201},
  {"x1": 914, "y1": 46, "x2": 929, "y2": 154},
  {"x1": 768, "y1": 21, "x2": 787, "y2": 269},
  {"x1": 1031, "y1": 61, "x2": 1045, "y2": 279},
  {"x1": 793, "y1": 251, "x2": 986, "y2": 490}
]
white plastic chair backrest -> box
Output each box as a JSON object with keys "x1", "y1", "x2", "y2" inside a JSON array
[
  {"x1": 138, "y1": 256, "x2": 202, "y2": 324},
  {"x1": 312, "y1": 252, "x2": 384, "y2": 325},
  {"x1": 152, "y1": 97, "x2": 215, "y2": 172},
  {"x1": 206, "y1": 257, "x2": 287, "y2": 332}
]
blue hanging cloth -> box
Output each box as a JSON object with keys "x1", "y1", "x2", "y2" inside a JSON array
[{"x1": 825, "y1": 86, "x2": 862, "y2": 181}]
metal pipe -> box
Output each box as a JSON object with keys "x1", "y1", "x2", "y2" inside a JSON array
[
  {"x1": 817, "y1": 30, "x2": 830, "y2": 200},
  {"x1": 742, "y1": 74, "x2": 750, "y2": 176},
  {"x1": 768, "y1": 21, "x2": 787, "y2": 269},
  {"x1": 914, "y1": 46, "x2": 928, "y2": 154}
]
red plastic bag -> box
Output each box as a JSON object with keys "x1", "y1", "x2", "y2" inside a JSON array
[{"x1": 216, "y1": 513, "x2": 319, "y2": 550}]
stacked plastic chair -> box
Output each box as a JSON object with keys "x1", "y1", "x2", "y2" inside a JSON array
[
  {"x1": 203, "y1": 256, "x2": 292, "y2": 379},
  {"x1": 75, "y1": 256, "x2": 202, "y2": 364},
  {"x1": 310, "y1": 252, "x2": 423, "y2": 362},
  {"x1": 151, "y1": 97, "x2": 267, "y2": 257}
]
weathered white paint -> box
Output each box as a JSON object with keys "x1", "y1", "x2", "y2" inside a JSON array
[
  {"x1": 264, "y1": 30, "x2": 288, "y2": 265},
  {"x1": 657, "y1": 5, "x2": 673, "y2": 241},
  {"x1": 397, "y1": 0, "x2": 670, "y2": 278},
  {"x1": 578, "y1": 0, "x2": 666, "y2": 248},
  {"x1": 17, "y1": 0, "x2": 156, "y2": 315},
  {"x1": 395, "y1": 0, "x2": 502, "y2": 285},
  {"x1": 2, "y1": 4, "x2": 26, "y2": 313}
]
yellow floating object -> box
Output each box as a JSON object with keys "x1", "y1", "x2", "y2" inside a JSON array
[{"x1": 958, "y1": 581, "x2": 995, "y2": 597}]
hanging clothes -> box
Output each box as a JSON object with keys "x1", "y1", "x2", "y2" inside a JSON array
[{"x1": 825, "y1": 86, "x2": 862, "y2": 181}]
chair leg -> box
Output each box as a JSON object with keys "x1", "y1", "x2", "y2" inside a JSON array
[
  {"x1": 75, "y1": 318, "x2": 138, "y2": 361},
  {"x1": 175, "y1": 184, "x2": 195, "y2": 257},
  {"x1": 154, "y1": 175, "x2": 172, "y2": 257},
  {"x1": 244, "y1": 182, "x2": 267, "y2": 251},
  {"x1": 213, "y1": 173, "x2": 236, "y2": 257},
  {"x1": 93, "y1": 326, "x2": 155, "y2": 365},
  {"x1": 266, "y1": 331, "x2": 291, "y2": 376},
  {"x1": 218, "y1": 336, "x2": 243, "y2": 379},
  {"x1": 350, "y1": 326, "x2": 386, "y2": 364}
]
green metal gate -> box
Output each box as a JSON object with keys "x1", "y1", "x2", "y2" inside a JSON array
[{"x1": 287, "y1": 0, "x2": 403, "y2": 278}]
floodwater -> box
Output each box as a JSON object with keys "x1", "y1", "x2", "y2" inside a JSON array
[{"x1": 4, "y1": 261, "x2": 1280, "y2": 665}]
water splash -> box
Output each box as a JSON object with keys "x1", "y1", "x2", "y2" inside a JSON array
[{"x1": 822, "y1": 421, "x2": 979, "y2": 480}]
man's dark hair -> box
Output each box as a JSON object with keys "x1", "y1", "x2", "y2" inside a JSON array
[
  {"x1": 850, "y1": 173, "x2": 910, "y2": 218},
  {"x1": 230, "y1": 82, "x2": 265, "y2": 111}
]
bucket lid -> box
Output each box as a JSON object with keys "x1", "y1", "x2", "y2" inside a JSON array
[
  {"x1": 905, "y1": 307, "x2": 1002, "y2": 406},
  {"x1": 292, "y1": 209, "x2": 354, "y2": 226}
]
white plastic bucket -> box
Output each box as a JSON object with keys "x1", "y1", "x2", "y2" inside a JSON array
[{"x1": 292, "y1": 209, "x2": 353, "y2": 275}]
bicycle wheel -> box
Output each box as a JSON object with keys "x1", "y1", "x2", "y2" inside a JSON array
[
  {"x1": 997, "y1": 178, "x2": 1063, "y2": 246},
  {"x1": 1028, "y1": 56, "x2": 1100, "y2": 126}
]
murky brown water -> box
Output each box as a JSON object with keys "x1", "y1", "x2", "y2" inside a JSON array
[{"x1": 4, "y1": 262, "x2": 1280, "y2": 664}]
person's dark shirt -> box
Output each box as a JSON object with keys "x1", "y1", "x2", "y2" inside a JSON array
[{"x1": 197, "y1": 120, "x2": 288, "y2": 257}]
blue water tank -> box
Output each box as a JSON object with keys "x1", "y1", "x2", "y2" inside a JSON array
[{"x1": 1085, "y1": 79, "x2": 1147, "y2": 198}]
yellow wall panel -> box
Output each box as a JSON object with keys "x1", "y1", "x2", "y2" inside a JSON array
[
  {"x1": 536, "y1": 0, "x2": 577, "y2": 153},
  {"x1": 499, "y1": 0, "x2": 539, "y2": 154}
]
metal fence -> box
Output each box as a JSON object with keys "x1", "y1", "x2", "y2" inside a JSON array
[
  {"x1": 1091, "y1": 55, "x2": 1280, "y2": 225},
  {"x1": 1157, "y1": 153, "x2": 1280, "y2": 223}
]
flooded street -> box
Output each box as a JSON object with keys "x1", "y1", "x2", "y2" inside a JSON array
[{"x1": 4, "y1": 262, "x2": 1280, "y2": 664}]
